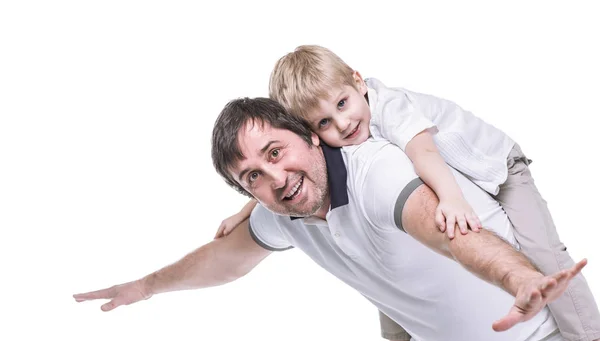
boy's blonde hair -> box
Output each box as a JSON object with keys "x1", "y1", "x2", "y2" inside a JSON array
[{"x1": 269, "y1": 45, "x2": 357, "y2": 119}]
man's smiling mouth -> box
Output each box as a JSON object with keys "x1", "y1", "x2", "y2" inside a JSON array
[{"x1": 283, "y1": 176, "x2": 304, "y2": 200}]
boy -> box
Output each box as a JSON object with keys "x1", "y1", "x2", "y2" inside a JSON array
[{"x1": 215, "y1": 45, "x2": 600, "y2": 341}]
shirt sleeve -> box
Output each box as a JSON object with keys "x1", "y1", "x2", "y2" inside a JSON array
[
  {"x1": 370, "y1": 89, "x2": 436, "y2": 151},
  {"x1": 248, "y1": 204, "x2": 294, "y2": 251},
  {"x1": 357, "y1": 143, "x2": 424, "y2": 232}
]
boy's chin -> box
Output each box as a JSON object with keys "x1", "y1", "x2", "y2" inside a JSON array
[{"x1": 321, "y1": 139, "x2": 345, "y2": 148}]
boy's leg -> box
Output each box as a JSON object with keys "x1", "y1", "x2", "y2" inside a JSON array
[
  {"x1": 379, "y1": 311, "x2": 411, "y2": 340},
  {"x1": 495, "y1": 144, "x2": 600, "y2": 341}
]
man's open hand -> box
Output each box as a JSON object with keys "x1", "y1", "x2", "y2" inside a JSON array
[
  {"x1": 73, "y1": 279, "x2": 152, "y2": 312},
  {"x1": 493, "y1": 259, "x2": 588, "y2": 332}
]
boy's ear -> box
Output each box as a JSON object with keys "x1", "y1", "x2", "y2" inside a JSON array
[{"x1": 353, "y1": 71, "x2": 368, "y2": 95}]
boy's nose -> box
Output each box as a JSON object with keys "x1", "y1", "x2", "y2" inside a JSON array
[{"x1": 334, "y1": 117, "x2": 351, "y2": 134}]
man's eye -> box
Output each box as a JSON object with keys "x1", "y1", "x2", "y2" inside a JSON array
[
  {"x1": 271, "y1": 149, "x2": 280, "y2": 158},
  {"x1": 318, "y1": 119, "x2": 330, "y2": 128},
  {"x1": 337, "y1": 99, "x2": 346, "y2": 109},
  {"x1": 249, "y1": 172, "x2": 259, "y2": 182}
]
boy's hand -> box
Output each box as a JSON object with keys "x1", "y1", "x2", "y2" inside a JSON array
[
  {"x1": 214, "y1": 213, "x2": 244, "y2": 239},
  {"x1": 435, "y1": 198, "x2": 481, "y2": 239},
  {"x1": 492, "y1": 259, "x2": 588, "y2": 332}
]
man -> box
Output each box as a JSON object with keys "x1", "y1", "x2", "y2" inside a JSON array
[{"x1": 74, "y1": 98, "x2": 587, "y2": 341}]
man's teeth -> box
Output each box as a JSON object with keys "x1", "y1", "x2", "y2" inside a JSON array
[{"x1": 285, "y1": 178, "x2": 303, "y2": 198}]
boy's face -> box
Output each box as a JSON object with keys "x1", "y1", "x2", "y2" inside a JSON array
[{"x1": 304, "y1": 72, "x2": 371, "y2": 147}]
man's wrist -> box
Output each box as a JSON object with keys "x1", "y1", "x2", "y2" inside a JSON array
[
  {"x1": 140, "y1": 273, "x2": 157, "y2": 297},
  {"x1": 502, "y1": 269, "x2": 543, "y2": 296}
]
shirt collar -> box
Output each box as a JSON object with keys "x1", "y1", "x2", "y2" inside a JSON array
[
  {"x1": 366, "y1": 82, "x2": 378, "y2": 110},
  {"x1": 290, "y1": 142, "x2": 349, "y2": 220}
]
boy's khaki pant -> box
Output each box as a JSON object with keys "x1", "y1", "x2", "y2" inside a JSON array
[{"x1": 379, "y1": 144, "x2": 600, "y2": 341}]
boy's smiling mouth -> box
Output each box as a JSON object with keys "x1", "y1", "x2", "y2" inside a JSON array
[{"x1": 344, "y1": 122, "x2": 361, "y2": 140}]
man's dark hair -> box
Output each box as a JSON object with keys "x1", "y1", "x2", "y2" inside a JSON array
[{"x1": 211, "y1": 97, "x2": 314, "y2": 197}]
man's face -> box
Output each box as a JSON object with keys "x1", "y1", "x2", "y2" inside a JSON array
[
  {"x1": 304, "y1": 72, "x2": 371, "y2": 148},
  {"x1": 230, "y1": 121, "x2": 329, "y2": 217}
]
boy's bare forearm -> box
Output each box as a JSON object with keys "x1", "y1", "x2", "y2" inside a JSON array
[
  {"x1": 240, "y1": 199, "x2": 258, "y2": 218},
  {"x1": 406, "y1": 132, "x2": 464, "y2": 201},
  {"x1": 144, "y1": 219, "x2": 270, "y2": 295},
  {"x1": 402, "y1": 185, "x2": 541, "y2": 296}
]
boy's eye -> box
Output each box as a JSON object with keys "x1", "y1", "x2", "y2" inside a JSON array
[
  {"x1": 318, "y1": 118, "x2": 330, "y2": 128},
  {"x1": 337, "y1": 99, "x2": 346, "y2": 109}
]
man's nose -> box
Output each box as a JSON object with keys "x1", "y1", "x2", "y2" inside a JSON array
[{"x1": 264, "y1": 164, "x2": 286, "y2": 190}]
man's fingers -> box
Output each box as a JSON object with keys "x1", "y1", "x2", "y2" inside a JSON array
[
  {"x1": 492, "y1": 309, "x2": 523, "y2": 332},
  {"x1": 552, "y1": 259, "x2": 587, "y2": 284},
  {"x1": 553, "y1": 269, "x2": 571, "y2": 285},
  {"x1": 526, "y1": 288, "x2": 542, "y2": 307},
  {"x1": 493, "y1": 288, "x2": 543, "y2": 332},
  {"x1": 73, "y1": 286, "x2": 116, "y2": 301},
  {"x1": 569, "y1": 259, "x2": 587, "y2": 277},
  {"x1": 101, "y1": 298, "x2": 122, "y2": 312},
  {"x1": 539, "y1": 277, "x2": 557, "y2": 297}
]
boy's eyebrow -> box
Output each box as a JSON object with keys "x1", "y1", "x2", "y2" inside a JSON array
[
  {"x1": 333, "y1": 89, "x2": 344, "y2": 102},
  {"x1": 237, "y1": 140, "x2": 280, "y2": 182}
]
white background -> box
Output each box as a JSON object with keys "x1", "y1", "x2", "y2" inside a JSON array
[{"x1": 1, "y1": 1, "x2": 599, "y2": 340}]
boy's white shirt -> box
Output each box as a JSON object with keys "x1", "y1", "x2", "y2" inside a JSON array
[{"x1": 366, "y1": 77, "x2": 515, "y2": 195}]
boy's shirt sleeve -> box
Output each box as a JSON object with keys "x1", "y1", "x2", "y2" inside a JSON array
[{"x1": 369, "y1": 88, "x2": 436, "y2": 151}]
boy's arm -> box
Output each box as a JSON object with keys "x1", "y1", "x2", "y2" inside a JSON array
[
  {"x1": 74, "y1": 219, "x2": 271, "y2": 311},
  {"x1": 215, "y1": 199, "x2": 258, "y2": 238},
  {"x1": 371, "y1": 92, "x2": 479, "y2": 237},
  {"x1": 239, "y1": 199, "x2": 258, "y2": 217},
  {"x1": 405, "y1": 130, "x2": 481, "y2": 237}
]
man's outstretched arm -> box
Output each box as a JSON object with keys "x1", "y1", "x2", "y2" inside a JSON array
[
  {"x1": 401, "y1": 183, "x2": 586, "y2": 331},
  {"x1": 73, "y1": 219, "x2": 271, "y2": 311}
]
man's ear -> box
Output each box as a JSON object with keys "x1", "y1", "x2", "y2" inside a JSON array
[
  {"x1": 311, "y1": 132, "x2": 320, "y2": 146},
  {"x1": 353, "y1": 70, "x2": 367, "y2": 95}
]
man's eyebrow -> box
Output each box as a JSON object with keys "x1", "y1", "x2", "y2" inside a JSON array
[
  {"x1": 237, "y1": 140, "x2": 280, "y2": 182},
  {"x1": 260, "y1": 140, "x2": 280, "y2": 154}
]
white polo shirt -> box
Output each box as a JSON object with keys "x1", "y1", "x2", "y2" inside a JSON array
[
  {"x1": 366, "y1": 77, "x2": 515, "y2": 195},
  {"x1": 249, "y1": 140, "x2": 559, "y2": 341}
]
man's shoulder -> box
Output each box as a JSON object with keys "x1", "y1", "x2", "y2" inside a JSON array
[
  {"x1": 249, "y1": 203, "x2": 298, "y2": 251},
  {"x1": 342, "y1": 139, "x2": 415, "y2": 193},
  {"x1": 251, "y1": 204, "x2": 291, "y2": 226},
  {"x1": 342, "y1": 139, "x2": 408, "y2": 167}
]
